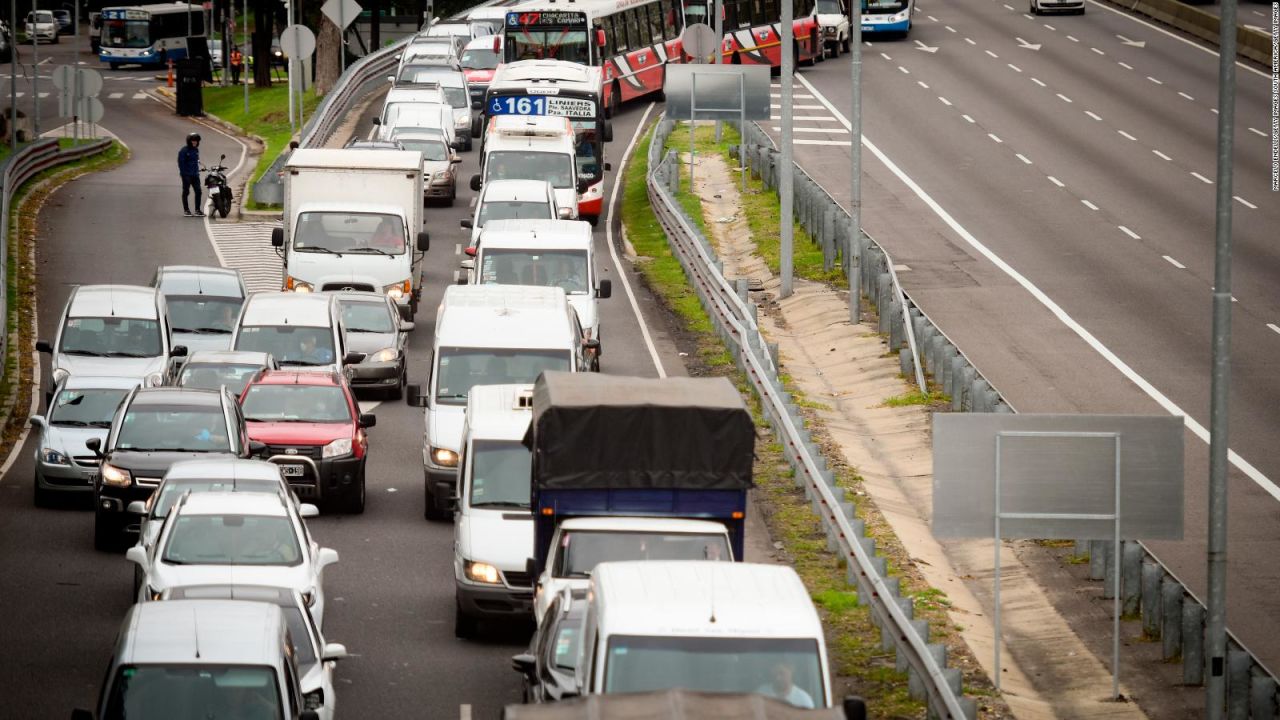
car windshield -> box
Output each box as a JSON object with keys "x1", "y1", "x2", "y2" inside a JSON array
[
  {"x1": 340, "y1": 301, "x2": 396, "y2": 333},
  {"x1": 506, "y1": 30, "x2": 590, "y2": 64},
  {"x1": 553, "y1": 531, "x2": 731, "y2": 578},
  {"x1": 178, "y1": 364, "x2": 262, "y2": 394},
  {"x1": 484, "y1": 151, "x2": 573, "y2": 189},
  {"x1": 434, "y1": 347, "x2": 571, "y2": 405},
  {"x1": 59, "y1": 316, "x2": 162, "y2": 358},
  {"x1": 604, "y1": 636, "x2": 825, "y2": 708},
  {"x1": 152, "y1": 478, "x2": 280, "y2": 518},
  {"x1": 235, "y1": 326, "x2": 336, "y2": 367},
  {"x1": 476, "y1": 200, "x2": 554, "y2": 227},
  {"x1": 815, "y1": 0, "x2": 843, "y2": 12},
  {"x1": 167, "y1": 297, "x2": 242, "y2": 334},
  {"x1": 382, "y1": 99, "x2": 444, "y2": 123},
  {"x1": 461, "y1": 47, "x2": 500, "y2": 69},
  {"x1": 116, "y1": 405, "x2": 231, "y2": 453},
  {"x1": 293, "y1": 211, "x2": 406, "y2": 255},
  {"x1": 163, "y1": 514, "x2": 302, "y2": 566},
  {"x1": 241, "y1": 384, "x2": 352, "y2": 423},
  {"x1": 49, "y1": 388, "x2": 128, "y2": 427},
  {"x1": 468, "y1": 440, "x2": 532, "y2": 508},
  {"x1": 399, "y1": 138, "x2": 450, "y2": 161},
  {"x1": 104, "y1": 665, "x2": 283, "y2": 718},
  {"x1": 480, "y1": 249, "x2": 589, "y2": 294}
]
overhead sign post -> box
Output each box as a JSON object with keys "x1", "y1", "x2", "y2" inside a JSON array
[
  {"x1": 665, "y1": 63, "x2": 769, "y2": 192},
  {"x1": 52, "y1": 65, "x2": 104, "y2": 143},
  {"x1": 676, "y1": 23, "x2": 720, "y2": 186},
  {"x1": 321, "y1": 0, "x2": 362, "y2": 74},
  {"x1": 933, "y1": 413, "x2": 1185, "y2": 701}
]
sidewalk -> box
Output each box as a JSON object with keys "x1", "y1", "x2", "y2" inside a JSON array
[{"x1": 687, "y1": 149, "x2": 1151, "y2": 720}]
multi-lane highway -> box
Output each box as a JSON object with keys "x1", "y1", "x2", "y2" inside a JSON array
[
  {"x1": 0, "y1": 43, "x2": 685, "y2": 715},
  {"x1": 761, "y1": 0, "x2": 1280, "y2": 669}
]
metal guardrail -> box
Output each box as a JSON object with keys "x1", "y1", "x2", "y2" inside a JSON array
[
  {"x1": 731, "y1": 121, "x2": 1280, "y2": 716},
  {"x1": 646, "y1": 116, "x2": 976, "y2": 720},
  {"x1": 0, "y1": 138, "x2": 113, "y2": 368}
]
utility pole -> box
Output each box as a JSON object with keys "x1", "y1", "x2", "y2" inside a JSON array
[
  {"x1": 242, "y1": 0, "x2": 248, "y2": 112},
  {"x1": 778, "y1": 0, "x2": 794, "y2": 298},
  {"x1": 1204, "y1": 0, "x2": 1238, "y2": 714},
  {"x1": 9, "y1": 0, "x2": 16, "y2": 151},
  {"x1": 713, "y1": 0, "x2": 722, "y2": 143},
  {"x1": 848, "y1": 0, "x2": 861, "y2": 322},
  {"x1": 32, "y1": 0, "x2": 39, "y2": 137},
  {"x1": 286, "y1": 0, "x2": 294, "y2": 130}
]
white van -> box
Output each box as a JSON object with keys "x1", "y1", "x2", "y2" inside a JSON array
[
  {"x1": 576, "y1": 562, "x2": 834, "y2": 708},
  {"x1": 232, "y1": 293, "x2": 354, "y2": 375},
  {"x1": 472, "y1": 115, "x2": 580, "y2": 220},
  {"x1": 453, "y1": 383, "x2": 535, "y2": 638},
  {"x1": 469, "y1": 219, "x2": 611, "y2": 366},
  {"x1": 380, "y1": 102, "x2": 457, "y2": 149},
  {"x1": 407, "y1": 285, "x2": 593, "y2": 520}
]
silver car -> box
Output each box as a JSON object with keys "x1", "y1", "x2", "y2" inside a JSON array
[
  {"x1": 153, "y1": 266, "x2": 248, "y2": 354},
  {"x1": 29, "y1": 375, "x2": 138, "y2": 506},
  {"x1": 394, "y1": 131, "x2": 461, "y2": 204}
]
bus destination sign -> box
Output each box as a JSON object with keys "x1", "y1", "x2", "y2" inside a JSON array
[
  {"x1": 489, "y1": 95, "x2": 597, "y2": 118},
  {"x1": 506, "y1": 10, "x2": 588, "y2": 27}
]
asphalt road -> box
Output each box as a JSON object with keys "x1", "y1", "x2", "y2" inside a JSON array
[
  {"x1": 762, "y1": 0, "x2": 1280, "y2": 669},
  {"x1": 0, "y1": 44, "x2": 691, "y2": 716}
]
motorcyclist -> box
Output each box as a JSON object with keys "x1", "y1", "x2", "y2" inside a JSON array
[{"x1": 178, "y1": 132, "x2": 203, "y2": 217}]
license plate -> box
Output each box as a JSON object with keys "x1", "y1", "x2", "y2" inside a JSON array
[
  {"x1": 280, "y1": 464, "x2": 305, "y2": 477},
  {"x1": 208, "y1": 187, "x2": 220, "y2": 194}
]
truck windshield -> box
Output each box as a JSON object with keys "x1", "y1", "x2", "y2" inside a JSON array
[
  {"x1": 553, "y1": 531, "x2": 731, "y2": 578},
  {"x1": 104, "y1": 665, "x2": 283, "y2": 718},
  {"x1": 603, "y1": 636, "x2": 824, "y2": 709},
  {"x1": 60, "y1": 316, "x2": 161, "y2": 358},
  {"x1": 484, "y1": 151, "x2": 574, "y2": 189},
  {"x1": 115, "y1": 405, "x2": 231, "y2": 453},
  {"x1": 435, "y1": 347, "x2": 571, "y2": 405},
  {"x1": 480, "y1": 249, "x2": 589, "y2": 294},
  {"x1": 294, "y1": 211, "x2": 406, "y2": 255},
  {"x1": 469, "y1": 440, "x2": 532, "y2": 508}
]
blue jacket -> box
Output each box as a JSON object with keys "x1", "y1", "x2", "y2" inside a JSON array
[{"x1": 178, "y1": 145, "x2": 200, "y2": 177}]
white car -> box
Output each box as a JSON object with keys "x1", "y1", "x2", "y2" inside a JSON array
[
  {"x1": 162, "y1": 585, "x2": 347, "y2": 720},
  {"x1": 25, "y1": 9, "x2": 58, "y2": 43},
  {"x1": 127, "y1": 490, "x2": 339, "y2": 627},
  {"x1": 812, "y1": 0, "x2": 850, "y2": 57},
  {"x1": 398, "y1": 37, "x2": 459, "y2": 72},
  {"x1": 1030, "y1": 0, "x2": 1084, "y2": 14},
  {"x1": 381, "y1": 102, "x2": 457, "y2": 149},
  {"x1": 462, "y1": 179, "x2": 566, "y2": 247}
]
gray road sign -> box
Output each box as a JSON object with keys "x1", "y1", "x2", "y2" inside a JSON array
[
  {"x1": 77, "y1": 97, "x2": 105, "y2": 124},
  {"x1": 280, "y1": 24, "x2": 317, "y2": 59},
  {"x1": 679, "y1": 23, "x2": 719, "y2": 62},
  {"x1": 663, "y1": 64, "x2": 772, "y2": 121},
  {"x1": 321, "y1": 0, "x2": 363, "y2": 30}
]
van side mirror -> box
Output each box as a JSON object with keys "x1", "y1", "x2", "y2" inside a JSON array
[
  {"x1": 28, "y1": 415, "x2": 45, "y2": 428},
  {"x1": 372, "y1": 117, "x2": 382, "y2": 126},
  {"x1": 125, "y1": 546, "x2": 147, "y2": 567},
  {"x1": 460, "y1": 219, "x2": 473, "y2": 229},
  {"x1": 406, "y1": 384, "x2": 428, "y2": 407},
  {"x1": 36, "y1": 339, "x2": 52, "y2": 354},
  {"x1": 470, "y1": 174, "x2": 482, "y2": 192},
  {"x1": 249, "y1": 440, "x2": 267, "y2": 455},
  {"x1": 126, "y1": 500, "x2": 147, "y2": 515},
  {"x1": 557, "y1": 206, "x2": 573, "y2": 219},
  {"x1": 317, "y1": 547, "x2": 339, "y2": 569},
  {"x1": 170, "y1": 345, "x2": 188, "y2": 358},
  {"x1": 842, "y1": 696, "x2": 868, "y2": 720},
  {"x1": 417, "y1": 231, "x2": 430, "y2": 252},
  {"x1": 343, "y1": 351, "x2": 365, "y2": 365},
  {"x1": 322, "y1": 643, "x2": 349, "y2": 661},
  {"x1": 271, "y1": 227, "x2": 284, "y2": 247},
  {"x1": 359, "y1": 413, "x2": 377, "y2": 428},
  {"x1": 512, "y1": 653, "x2": 536, "y2": 678},
  {"x1": 596, "y1": 279, "x2": 612, "y2": 299},
  {"x1": 300, "y1": 503, "x2": 320, "y2": 518}
]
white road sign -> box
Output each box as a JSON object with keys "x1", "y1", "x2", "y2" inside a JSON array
[
  {"x1": 280, "y1": 24, "x2": 317, "y2": 59},
  {"x1": 322, "y1": 0, "x2": 363, "y2": 30}
]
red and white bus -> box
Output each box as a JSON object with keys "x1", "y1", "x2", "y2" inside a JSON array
[{"x1": 502, "y1": 0, "x2": 821, "y2": 114}]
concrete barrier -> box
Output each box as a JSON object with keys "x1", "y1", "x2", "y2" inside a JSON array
[{"x1": 1106, "y1": 0, "x2": 1271, "y2": 66}]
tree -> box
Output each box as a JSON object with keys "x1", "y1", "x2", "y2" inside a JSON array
[
  {"x1": 251, "y1": 0, "x2": 275, "y2": 88},
  {"x1": 314, "y1": 15, "x2": 340, "y2": 95}
]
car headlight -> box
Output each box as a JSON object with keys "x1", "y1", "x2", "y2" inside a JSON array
[
  {"x1": 304, "y1": 689, "x2": 325, "y2": 711},
  {"x1": 464, "y1": 560, "x2": 502, "y2": 585},
  {"x1": 323, "y1": 438, "x2": 353, "y2": 459},
  {"x1": 100, "y1": 462, "x2": 132, "y2": 488},
  {"x1": 145, "y1": 372, "x2": 164, "y2": 387},
  {"x1": 286, "y1": 276, "x2": 314, "y2": 292},
  {"x1": 368, "y1": 348, "x2": 398, "y2": 363},
  {"x1": 430, "y1": 446, "x2": 458, "y2": 467},
  {"x1": 383, "y1": 279, "x2": 411, "y2": 300},
  {"x1": 40, "y1": 448, "x2": 70, "y2": 465}
]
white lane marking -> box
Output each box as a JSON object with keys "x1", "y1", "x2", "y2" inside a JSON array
[
  {"x1": 454, "y1": 243, "x2": 461, "y2": 255},
  {"x1": 1066, "y1": 34, "x2": 1079, "y2": 42},
  {"x1": 988, "y1": 133, "x2": 1003, "y2": 143},
  {"x1": 964, "y1": 37, "x2": 976, "y2": 45},
  {"x1": 1118, "y1": 130, "x2": 1137, "y2": 140},
  {"x1": 460, "y1": 705, "x2": 472, "y2": 720},
  {"x1": 794, "y1": 139, "x2": 854, "y2": 146},
  {"x1": 769, "y1": 93, "x2": 815, "y2": 99},
  {"x1": 1008, "y1": 63, "x2": 1022, "y2": 72},
  {"x1": 1043, "y1": 23, "x2": 1056, "y2": 30},
  {"x1": 928, "y1": 13, "x2": 939, "y2": 20},
  {"x1": 1047, "y1": 175, "x2": 1065, "y2": 187},
  {"x1": 132, "y1": 92, "x2": 147, "y2": 99},
  {"x1": 108, "y1": 92, "x2": 123, "y2": 99},
  {"x1": 1016, "y1": 153, "x2": 1032, "y2": 164},
  {"x1": 794, "y1": 70, "x2": 1280, "y2": 504},
  {"x1": 945, "y1": 25, "x2": 957, "y2": 32},
  {"x1": 1178, "y1": 91, "x2": 1194, "y2": 100},
  {"x1": 1210, "y1": 108, "x2": 1219, "y2": 114},
  {"x1": 1091, "y1": 47, "x2": 1105, "y2": 55},
  {"x1": 1118, "y1": 225, "x2": 1141, "y2": 239},
  {"x1": 1032, "y1": 77, "x2": 1046, "y2": 87},
  {"x1": 961, "y1": 114, "x2": 975, "y2": 123},
  {"x1": 1118, "y1": 61, "x2": 1133, "y2": 70},
  {"x1": 1267, "y1": 323, "x2": 1280, "y2": 335},
  {"x1": 771, "y1": 127, "x2": 851, "y2": 133},
  {"x1": 1085, "y1": 110, "x2": 1102, "y2": 121},
  {"x1": 607, "y1": 102, "x2": 666, "y2": 378},
  {"x1": 37, "y1": 92, "x2": 49, "y2": 98},
  {"x1": 1022, "y1": 13, "x2": 1033, "y2": 19},
  {"x1": 1056, "y1": 93, "x2": 1072, "y2": 103},
  {"x1": 1082, "y1": 199, "x2": 1099, "y2": 210},
  {"x1": 13, "y1": 92, "x2": 22, "y2": 97},
  {"x1": 199, "y1": 114, "x2": 252, "y2": 269},
  {"x1": 880, "y1": 52, "x2": 892, "y2": 60},
  {"x1": 985, "y1": 49, "x2": 999, "y2": 58},
  {"x1": 1085, "y1": 0, "x2": 1270, "y2": 79},
  {"x1": 1234, "y1": 196, "x2": 1256, "y2": 209},
  {"x1": 1147, "y1": 75, "x2": 1163, "y2": 85},
  {"x1": 1153, "y1": 149, "x2": 1172, "y2": 161},
  {"x1": 917, "y1": 81, "x2": 930, "y2": 89},
  {"x1": 938, "y1": 96, "x2": 952, "y2": 106},
  {"x1": 1190, "y1": 171, "x2": 1213, "y2": 184},
  {"x1": 1002, "y1": 2, "x2": 1013, "y2": 8},
  {"x1": 898, "y1": 65, "x2": 911, "y2": 74},
  {"x1": 1163, "y1": 255, "x2": 1186, "y2": 269},
  {"x1": 790, "y1": 116, "x2": 844, "y2": 121},
  {"x1": 1248, "y1": 127, "x2": 1267, "y2": 137}
]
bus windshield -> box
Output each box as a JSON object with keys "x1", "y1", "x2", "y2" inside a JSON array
[
  {"x1": 103, "y1": 18, "x2": 149, "y2": 48},
  {"x1": 506, "y1": 29, "x2": 590, "y2": 64}
]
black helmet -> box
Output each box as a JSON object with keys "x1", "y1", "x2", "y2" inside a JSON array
[{"x1": 187, "y1": 132, "x2": 201, "y2": 143}]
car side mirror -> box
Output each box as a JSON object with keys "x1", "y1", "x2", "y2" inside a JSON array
[
  {"x1": 126, "y1": 500, "x2": 147, "y2": 515},
  {"x1": 170, "y1": 345, "x2": 188, "y2": 358},
  {"x1": 416, "y1": 231, "x2": 430, "y2": 252},
  {"x1": 596, "y1": 279, "x2": 612, "y2": 299},
  {"x1": 28, "y1": 415, "x2": 45, "y2": 428},
  {"x1": 400, "y1": 320, "x2": 415, "y2": 331},
  {"x1": 469, "y1": 174, "x2": 482, "y2": 192},
  {"x1": 557, "y1": 206, "x2": 572, "y2": 219},
  {"x1": 604, "y1": 161, "x2": 612, "y2": 172},
  {"x1": 842, "y1": 696, "x2": 868, "y2": 720},
  {"x1": 85, "y1": 437, "x2": 103, "y2": 456},
  {"x1": 459, "y1": 259, "x2": 475, "y2": 272},
  {"x1": 406, "y1": 384, "x2": 428, "y2": 407},
  {"x1": 460, "y1": 218, "x2": 473, "y2": 229},
  {"x1": 386, "y1": 75, "x2": 395, "y2": 83},
  {"x1": 464, "y1": 245, "x2": 477, "y2": 257},
  {"x1": 359, "y1": 413, "x2": 377, "y2": 428},
  {"x1": 125, "y1": 546, "x2": 147, "y2": 567},
  {"x1": 511, "y1": 652, "x2": 536, "y2": 678},
  {"x1": 343, "y1": 351, "x2": 365, "y2": 365},
  {"x1": 322, "y1": 642, "x2": 349, "y2": 661},
  {"x1": 249, "y1": 440, "x2": 267, "y2": 455},
  {"x1": 450, "y1": 157, "x2": 462, "y2": 164},
  {"x1": 317, "y1": 547, "x2": 339, "y2": 569},
  {"x1": 36, "y1": 339, "x2": 52, "y2": 354},
  {"x1": 300, "y1": 503, "x2": 320, "y2": 518},
  {"x1": 271, "y1": 227, "x2": 284, "y2": 247}
]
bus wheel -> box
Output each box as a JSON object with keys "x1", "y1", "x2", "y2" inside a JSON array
[{"x1": 109, "y1": 62, "x2": 121, "y2": 70}]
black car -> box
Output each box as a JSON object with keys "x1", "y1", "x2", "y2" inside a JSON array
[
  {"x1": 512, "y1": 587, "x2": 587, "y2": 703},
  {"x1": 88, "y1": 387, "x2": 254, "y2": 550},
  {"x1": 334, "y1": 292, "x2": 411, "y2": 399}
]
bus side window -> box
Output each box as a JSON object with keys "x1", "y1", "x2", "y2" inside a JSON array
[
  {"x1": 624, "y1": 8, "x2": 643, "y2": 51},
  {"x1": 765, "y1": 0, "x2": 780, "y2": 22},
  {"x1": 724, "y1": 0, "x2": 741, "y2": 29},
  {"x1": 646, "y1": 3, "x2": 664, "y2": 44},
  {"x1": 660, "y1": 0, "x2": 679, "y2": 40},
  {"x1": 752, "y1": 0, "x2": 765, "y2": 25}
]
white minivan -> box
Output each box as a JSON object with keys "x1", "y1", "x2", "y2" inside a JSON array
[
  {"x1": 453, "y1": 383, "x2": 535, "y2": 638},
  {"x1": 232, "y1": 293, "x2": 355, "y2": 375},
  {"x1": 468, "y1": 219, "x2": 611, "y2": 366},
  {"x1": 407, "y1": 285, "x2": 593, "y2": 520}
]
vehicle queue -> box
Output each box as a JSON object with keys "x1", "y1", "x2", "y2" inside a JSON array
[{"x1": 35, "y1": 8, "x2": 854, "y2": 719}]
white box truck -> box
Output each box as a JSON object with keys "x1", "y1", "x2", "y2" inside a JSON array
[{"x1": 271, "y1": 149, "x2": 431, "y2": 319}]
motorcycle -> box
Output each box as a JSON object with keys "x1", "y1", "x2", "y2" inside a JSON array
[{"x1": 203, "y1": 155, "x2": 232, "y2": 219}]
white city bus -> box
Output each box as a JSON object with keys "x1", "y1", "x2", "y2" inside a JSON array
[{"x1": 98, "y1": 3, "x2": 204, "y2": 69}]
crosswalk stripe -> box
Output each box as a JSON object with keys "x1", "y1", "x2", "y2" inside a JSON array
[
  {"x1": 205, "y1": 221, "x2": 283, "y2": 293},
  {"x1": 108, "y1": 92, "x2": 123, "y2": 99}
]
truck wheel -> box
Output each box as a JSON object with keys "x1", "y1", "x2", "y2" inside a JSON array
[
  {"x1": 828, "y1": 41, "x2": 839, "y2": 59},
  {"x1": 454, "y1": 601, "x2": 478, "y2": 639}
]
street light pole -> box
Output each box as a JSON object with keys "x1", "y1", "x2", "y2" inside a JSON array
[
  {"x1": 32, "y1": 0, "x2": 39, "y2": 137},
  {"x1": 242, "y1": 0, "x2": 247, "y2": 113},
  {"x1": 848, "y1": 0, "x2": 861, "y2": 322},
  {"x1": 9, "y1": 0, "x2": 16, "y2": 151},
  {"x1": 778, "y1": 0, "x2": 794, "y2": 298}
]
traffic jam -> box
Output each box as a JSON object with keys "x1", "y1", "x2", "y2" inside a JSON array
[{"x1": 40, "y1": 2, "x2": 855, "y2": 718}]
